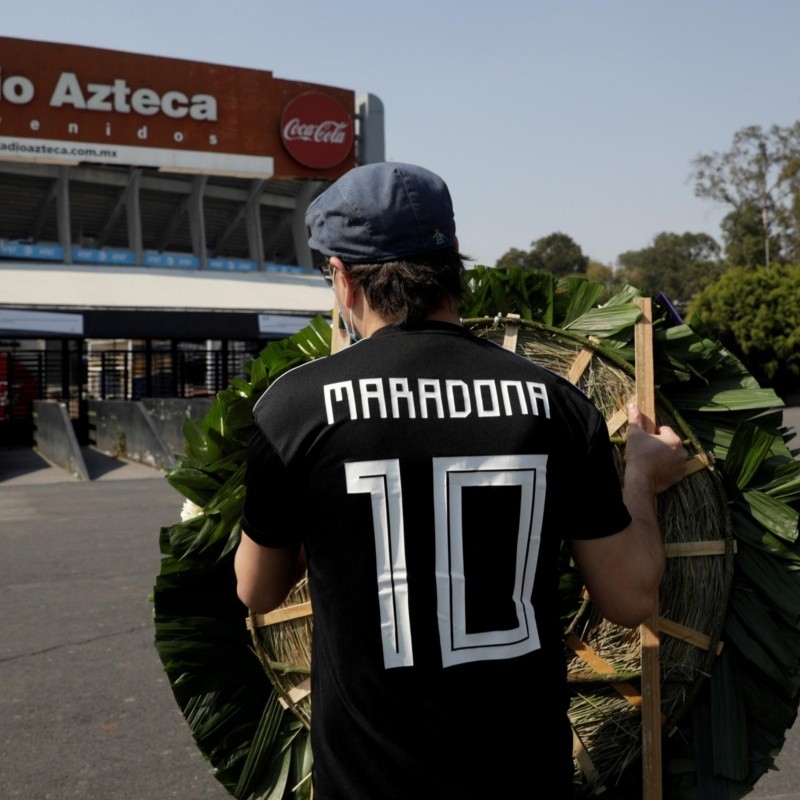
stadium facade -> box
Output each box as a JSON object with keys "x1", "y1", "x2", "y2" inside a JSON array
[{"x1": 0, "y1": 37, "x2": 384, "y2": 443}]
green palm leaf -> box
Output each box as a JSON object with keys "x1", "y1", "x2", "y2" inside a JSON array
[
  {"x1": 153, "y1": 316, "x2": 331, "y2": 799},
  {"x1": 741, "y1": 491, "x2": 799, "y2": 544},
  {"x1": 564, "y1": 303, "x2": 641, "y2": 338},
  {"x1": 726, "y1": 421, "x2": 783, "y2": 489}
]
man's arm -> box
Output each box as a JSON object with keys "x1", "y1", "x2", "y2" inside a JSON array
[
  {"x1": 234, "y1": 531, "x2": 305, "y2": 613},
  {"x1": 568, "y1": 403, "x2": 687, "y2": 629}
]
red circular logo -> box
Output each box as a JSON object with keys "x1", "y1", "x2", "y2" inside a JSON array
[{"x1": 280, "y1": 92, "x2": 354, "y2": 169}]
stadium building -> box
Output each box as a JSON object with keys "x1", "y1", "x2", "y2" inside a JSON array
[{"x1": 0, "y1": 37, "x2": 384, "y2": 446}]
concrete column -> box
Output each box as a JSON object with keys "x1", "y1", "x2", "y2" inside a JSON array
[
  {"x1": 57, "y1": 166, "x2": 72, "y2": 264},
  {"x1": 126, "y1": 168, "x2": 143, "y2": 264},
  {"x1": 190, "y1": 175, "x2": 208, "y2": 270},
  {"x1": 356, "y1": 93, "x2": 385, "y2": 165},
  {"x1": 246, "y1": 179, "x2": 265, "y2": 270}
]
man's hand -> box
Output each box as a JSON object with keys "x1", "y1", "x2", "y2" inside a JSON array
[
  {"x1": 625, "y1": 402, "x2": 688, "y2": 494},
  {"x1": 569, "y1": 402, "x2": 688, "y2": 628}
]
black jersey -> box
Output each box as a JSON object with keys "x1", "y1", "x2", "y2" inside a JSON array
[{"x1": 243, "y1": 320, "x2": 631, "y2": 800}]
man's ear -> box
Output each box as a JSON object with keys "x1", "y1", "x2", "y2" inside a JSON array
[{"x1": 330, "y1": 256, "x2": 357, "y2": 309}]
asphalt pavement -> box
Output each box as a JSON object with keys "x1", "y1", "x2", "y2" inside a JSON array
[
  {"x1": 1, "y1": 408, "x2": 799, "y2": 799},
  {"x1": 0, "y1": 448, "x2": 232, "y2": 800}
]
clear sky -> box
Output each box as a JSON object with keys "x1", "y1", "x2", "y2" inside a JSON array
[{"x1": 4, "y1": 0, "x2": 799, "y2": 268}]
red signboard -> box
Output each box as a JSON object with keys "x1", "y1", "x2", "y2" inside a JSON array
[
  {"x1": 280, "y1": 92, "x2": 355, "y2": 169},
  {"x1": 0, "y1": 36, "x2": 356, "y2": 179}
]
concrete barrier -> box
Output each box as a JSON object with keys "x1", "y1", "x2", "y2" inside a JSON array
[
  {"x1": 140, "y1": 397, "x2": 214, "y2": 455},
  {"x1": 88, "y1": 400, "x2": 177, "y2": 470},
  {"x1": 33, "y1": 400, "x2": 90, "y2": 480}
]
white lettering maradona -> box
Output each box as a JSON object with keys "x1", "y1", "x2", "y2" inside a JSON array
[{"x1": 324, "y1": 378, "x2": 550, "y2": 424}]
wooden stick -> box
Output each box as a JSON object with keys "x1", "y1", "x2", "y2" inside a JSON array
[
  {"x1": 683, "y1": 452, "x2": 710, "y2": 476},
  {"x1": 658, "y1": 618, "x2": 724, "y2": 656},
  {"x1": 566, "y1": 346, "x2": 594, "y2": 385},
  {"x1": 277, "y1": 677, "x2": 312, "y2": 709},
  {"x1": 606, "y1": 406, "x2": 629, "y2": 437},
  {"x1": 502, "y1": 313, "x2": 521, "y2": 352},
  {"x1": 248, "y1": 602, "x2": 313, "y2": 629},
  {"x1": 665, "y1": 540, "x2": 736, "y2": 557},
  {"x1": 572, "y1": 725, "x2": 605, "y2": 791},
  {"x1": 635, "y1": 296, "x2": 662, "y2": 800},
  {"x1": 635, "y1": 298, "x2": 656, "y2": 435}
]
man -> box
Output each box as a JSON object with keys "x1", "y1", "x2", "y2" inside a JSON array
[{"x1": 235, "y1": 162, "x2": 687, "y2": 798}]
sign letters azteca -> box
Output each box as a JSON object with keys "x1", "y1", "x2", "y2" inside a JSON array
[{"x1": 0, "y1": 37, "x2": 356, "y2": 179}]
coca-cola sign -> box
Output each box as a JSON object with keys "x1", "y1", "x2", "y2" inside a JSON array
[{"x1": 280, "y1": 91, "x2": 353, "y2": 168}]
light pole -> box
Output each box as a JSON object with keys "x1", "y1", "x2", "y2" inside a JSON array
[{"x1": 759, "y1": 140, "x2": 770, "y2": 268}]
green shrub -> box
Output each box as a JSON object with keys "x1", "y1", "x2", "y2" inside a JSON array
[{"x1": 688, "y1": 264, "x2": 800, "y2": 398}]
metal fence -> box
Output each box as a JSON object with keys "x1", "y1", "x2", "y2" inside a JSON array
[
  {"x1": 84, "y1": 347, "x2": 255, "y2": 400},
  {"x1": 0, "y1": 341, "x2": 259, "y2": 446}
]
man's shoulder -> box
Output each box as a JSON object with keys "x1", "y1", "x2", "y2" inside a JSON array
[
  {"x1": 253, "y1": 356, "x2": 329, "y2": 415},
  {"x1": 251, "y1": 344, "x2": 369, "y2": 415}
]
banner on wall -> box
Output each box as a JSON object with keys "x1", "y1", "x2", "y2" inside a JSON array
[{"x1": 0, "y1": 37, "x2": 356, "y2": 179}]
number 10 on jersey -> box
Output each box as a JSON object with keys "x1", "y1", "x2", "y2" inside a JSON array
[{"x1": 345, "y1": 454, "x2": 548, "y2": 670}]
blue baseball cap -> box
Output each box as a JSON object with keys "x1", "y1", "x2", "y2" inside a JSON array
[{"x1": 306, "y1": 162, "x2": 456, "y2": 263}]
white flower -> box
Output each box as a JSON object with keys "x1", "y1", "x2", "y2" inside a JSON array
[{"x1": 180, "y1": 499, "x2": 204, "y2": 522}]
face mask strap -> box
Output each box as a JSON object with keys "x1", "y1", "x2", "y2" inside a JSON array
[{"x1": 344, "y1": 308, "x2": 360, "y2": 344}]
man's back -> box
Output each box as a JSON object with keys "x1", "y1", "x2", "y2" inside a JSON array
[{"x1": 245, "y1": 321, "x2": 629, "y2": 799}]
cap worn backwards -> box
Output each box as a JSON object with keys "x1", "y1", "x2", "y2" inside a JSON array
[{"x1": 306, "y1": 162, "x2": 456, "y2": 264}]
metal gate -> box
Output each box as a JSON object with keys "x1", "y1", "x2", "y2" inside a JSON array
[
  {"x1": 0, "y1": 343, "x2": 83, "y2": 446},
  {"x1": 0, "y1": 340, "x2": 259, "y2": 446}
]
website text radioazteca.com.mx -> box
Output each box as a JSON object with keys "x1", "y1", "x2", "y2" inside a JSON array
[{"x1": 0, "y1": 139, "x2": 118, "y2": 159}]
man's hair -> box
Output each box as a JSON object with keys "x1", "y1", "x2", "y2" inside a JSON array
[{"x1": 340, "y1": 249, "x2": 468, "y2": 325}]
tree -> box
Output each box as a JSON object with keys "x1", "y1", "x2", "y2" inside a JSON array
[
  {"x1": 495, "y1": 232, "x2": 588, "y2": 276},
  {"x1": 585, "y1": 260, "x2": 615, "y2": 289},
  {"x1": 687, "y1": 263, "x2": 800, "y2": 397},
  {"x1": 720, "y1": 203, "x2": 783, "y2": 268},
  {"x1": 616, "y1": 231, "x2": 726, "y2": 306},
  {"x1": 530, "y1": 232, "x2": 589, "y2": 276},
  {"x1": 494, "y1": 247, "x2": 535, "y2": 271},
  {"x1": 691, "y1": 122, "x2": 800, "y2": 266}
]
